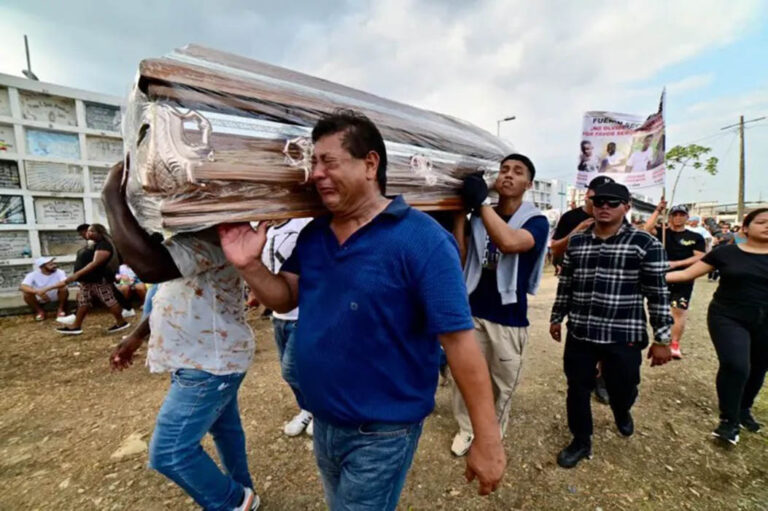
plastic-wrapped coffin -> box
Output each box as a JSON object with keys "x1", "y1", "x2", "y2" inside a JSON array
[{"x1": 124, "y1": 44, "x2": 512, "y2": 232}]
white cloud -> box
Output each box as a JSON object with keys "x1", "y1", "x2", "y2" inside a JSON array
[{"x1": 0, "y1": 0, "x2": 765, "y2": 202}]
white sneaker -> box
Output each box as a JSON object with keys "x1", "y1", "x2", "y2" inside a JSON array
[
  {"x1": 451, "y1": 430, "x2": 474, "y2": 457},
  {"x1": 56, "y1": 314, "x2": 76, "y2": 325},
  {"x1": 305, "y1": 417, "x2": 314, "y2": 437},
  {"x1": 283, "y1": 410, "x2": 312, "y2": 437},
  {"x1": 122, "y1": 309, "x2": 136, "y2": 318},
  {"x1": 233, "y1": 487, "x2": 260, "y2": 511}
]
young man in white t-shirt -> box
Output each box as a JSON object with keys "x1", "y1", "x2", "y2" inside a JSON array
[
  {"x1": 626, "y1": 135, "x2": 654, "y2": 172},
  {"x1": 19, "y1": 257, "x2": 69, "y2": 321},
  {"x1": 261, "y1": 218, "x2": 312, "y2": 437}
]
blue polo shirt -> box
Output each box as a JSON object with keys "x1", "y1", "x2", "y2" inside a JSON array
[{"x1": 281, "y1": 196, "x2": 473, "y2": 426}]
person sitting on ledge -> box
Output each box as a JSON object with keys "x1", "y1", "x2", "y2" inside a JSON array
[{"x1": 19, "y1": 256, "x2": 69, "y2": 321}]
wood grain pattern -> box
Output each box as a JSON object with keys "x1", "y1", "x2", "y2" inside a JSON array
[{"x1": 128, "y1": 45, "x2": 509, "y2": 230}]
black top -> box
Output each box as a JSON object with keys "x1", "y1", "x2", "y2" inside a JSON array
[
  {"x1": 74, "y1": 240, "x2": 114, "y2": 283},
  {"x1": 703, "y1": 244, "x2": 768, "y2": 309},
  {"x1": 655, "y1": 228, "x2": 705, "y2": 264},
  {"x1": 552, "y1": 207, "x2": 591, "y2": 241}
]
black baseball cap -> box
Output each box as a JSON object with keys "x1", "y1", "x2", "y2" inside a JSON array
[
  {"x1": 592, "y1": 182, "x2": 630, "y2": 203},
  {"x1": 669, "y1": 205, "x2": 689, "y2": 215},
  {"x1": 587, "y1": 175, "x2": 615, "y2": 190}
]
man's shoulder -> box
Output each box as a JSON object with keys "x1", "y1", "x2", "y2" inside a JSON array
[
  {"x1": 560, "y1": 207, "x2": 588, "y2": 222},
  {"x1": 402, "y1": 207, "x2": 455, "y2": 244}
]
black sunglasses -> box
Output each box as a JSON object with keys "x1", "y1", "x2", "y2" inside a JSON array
[{"x1": 593, "y1": 198, "x2": 625, "y2": 208}]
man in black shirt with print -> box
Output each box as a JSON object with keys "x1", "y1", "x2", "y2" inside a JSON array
[{"x1": 643, "y1": 202, "x2": 705, "y2": 359}]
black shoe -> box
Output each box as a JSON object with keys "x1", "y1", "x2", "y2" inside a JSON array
[
  {"x1": 615, "y1": 411, "x2": 634, "y2": 437},
  {"x1": 740, "y1": 410, "x2": 763, "y2": 433},
  {"x1": 594, "y1": 377, "x2": 610, "y2": 405},
  {"x1": 712, "y1": 420, "x2": 740, "y2": 445},
  {"x1": 557, "y1": 438, "x2": 592, "y2": 468},
  {"x1": 107, "y1": 323, "x2": 131, "y2": 334}
]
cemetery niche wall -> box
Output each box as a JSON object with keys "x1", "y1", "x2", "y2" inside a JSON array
[{"x1": 0, "y1": 76, "x2": 121, "y2": 301}]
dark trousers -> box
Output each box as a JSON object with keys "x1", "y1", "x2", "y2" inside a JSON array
[
  {"x1": 564, "y1": 335, "x2": 641, "y2": 441},
  {"x1": 707, "y1": 303, "x2": 768, "y2": 423}
]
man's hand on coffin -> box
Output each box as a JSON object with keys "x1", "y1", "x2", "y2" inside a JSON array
[
  {"x1": 218, "y1": 222, "x2": 268, "y2": 270},
  {"x1": 460, "y1": 173, "x2": 489, "y2": 212}
]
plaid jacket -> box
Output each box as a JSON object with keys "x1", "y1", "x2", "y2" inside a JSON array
[{"x1": 550, "y1": 223, "x2": 672, "y2": 346}]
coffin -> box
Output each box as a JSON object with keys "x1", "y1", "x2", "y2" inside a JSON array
[{"x1": 124, "y1": 45, "x2": 511, "y2": 232}]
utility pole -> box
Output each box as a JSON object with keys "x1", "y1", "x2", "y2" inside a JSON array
[{"x1": 720, "y1": 115, "x2": 766, "y2": 221}]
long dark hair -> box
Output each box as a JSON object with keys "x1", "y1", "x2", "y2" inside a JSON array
[{"x1": 89, "y1": 223, "x2": 121, "y2": 272}]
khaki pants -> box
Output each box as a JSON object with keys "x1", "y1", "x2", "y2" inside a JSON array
[{"x1": 451, "y1": 317, "x2": 528, "y2": 436}]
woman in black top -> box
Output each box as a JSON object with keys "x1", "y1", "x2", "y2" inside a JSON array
[{"x1": 667, "y1": 208, "x2": 768, "y2": 445}]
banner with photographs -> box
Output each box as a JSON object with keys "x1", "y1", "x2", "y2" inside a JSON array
[{"x1": 575, "y1": 101, "x2": 665, "y2": 190}]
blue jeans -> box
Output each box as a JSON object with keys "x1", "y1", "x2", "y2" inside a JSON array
[
  {"x1": 149, "y1": 369, "x2": 253, "y2": 511},
  {"x1": 313, "y1": 418, "x2": 423, "y2": 511},
  {"x1": 272, "y1": 318, "x2": 302, "y2": 403}
]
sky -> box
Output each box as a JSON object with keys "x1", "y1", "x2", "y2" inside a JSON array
[{"x1": 1, "y1": 0, "x2": 767, "y2": 206}]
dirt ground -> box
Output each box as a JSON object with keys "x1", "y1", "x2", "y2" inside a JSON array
[{"x1": 1, "y1": 272, "x2": 766, "y2": 510}]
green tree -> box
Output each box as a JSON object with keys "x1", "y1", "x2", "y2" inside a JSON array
[{"x1": 665, "y1": 144, "x2": 718, "y2": 208}]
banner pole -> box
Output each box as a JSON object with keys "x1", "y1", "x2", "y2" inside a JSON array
[{"x1": 661, "y1": 188, "x2": 666, "y2": 248}]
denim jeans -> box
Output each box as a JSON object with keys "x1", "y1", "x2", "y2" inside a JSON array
[
  {"x1": 142, "y1": 283, "x2": 159, "y2": 317},
  {"x1": 313, "y1": 418, "x2": 423, "y2": 511},
  {"x1": 149, "y1": 369, "x2": 253, "y2": 511},
  {"x1": 272, "y1": 318, "x2": 302, "y2": 402}
]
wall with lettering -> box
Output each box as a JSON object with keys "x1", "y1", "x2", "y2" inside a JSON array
[
  {"x1": 19, "y1": 91, "x2": 77, "y2": 126},
  {"x1": 86, "y1": 136, "x2": 122, "y2": 162},
  {"x1": 0, "y1": 124, "x2": 16, "y2": 153},
  {"x1": 39, "y1": 231, "x2": 84, "y2": 256},
  {"x1": 85, "y1": 102, "x2": 121, "y2": 132},
  {"x1": 33, "y1": 198, "x2": 84, "y2": 225},
  {"x1": 0, "y1": 87, "x2": 10, "y2": 117},
  {"x1": 0, "y1": 265, "x2": 30, "y2": 293},
  {"x1": 0, "y1": 231, "x2": 31, "y2": 258},
  {"x1": 25, "y1": 161, "x2": 84, "y2": 192},
  {"x1": 89, "y1": 167, "x2": 108, "y2": 190},
  {"x1": 91, "y1": 198, "x2": 107, "y2": 224},
  {"x1": 25, "y1": 129, "x2": 81, "y2": 160}
]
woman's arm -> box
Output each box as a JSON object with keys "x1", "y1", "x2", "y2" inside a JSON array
[{"x1": 666, "y1": 260, "x2": 714, "y2": 283}]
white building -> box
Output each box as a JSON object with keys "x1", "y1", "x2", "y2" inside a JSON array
[{"x1": 0, "y1": 73, "x2": 121, "y2": 306}]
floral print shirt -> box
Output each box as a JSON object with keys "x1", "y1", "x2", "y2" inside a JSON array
[{"x1": 146, "y1": 235, "x2": 254, "y2": 375}]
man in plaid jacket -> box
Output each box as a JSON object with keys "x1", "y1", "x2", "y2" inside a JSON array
[{"x1": 550, "y1": 182, "x2": 673, "y2": 468}]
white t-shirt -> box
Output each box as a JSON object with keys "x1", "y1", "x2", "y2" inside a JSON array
[
  {"x1": 686, "y1": 225, "x2": 713, "y2": 249},
  {"x1": 22, "y1": 268, "x2": 67, "y2": 296},
  {"x1": 261, "y1": 218, "x2": 311, "y2": 321},
  {"x1": 146, "y1": 235, "x2": 254, "y2": 375},
  {"x1": 626, "y1": 148, "x2": 652, "y2": 172}
]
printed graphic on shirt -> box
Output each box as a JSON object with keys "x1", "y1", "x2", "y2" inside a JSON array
[{"x1": 481, "y1": 235, "x2": 501, "y2": 270}]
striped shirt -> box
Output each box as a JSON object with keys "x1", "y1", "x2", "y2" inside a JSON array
[{"x1": 550, "y1": 222, "x2": 672, "y2": 346}]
